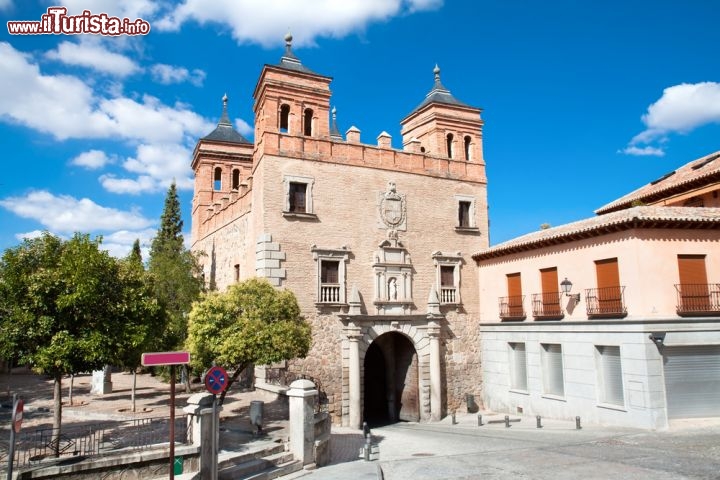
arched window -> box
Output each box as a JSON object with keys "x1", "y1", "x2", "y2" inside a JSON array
[
  {"x1": 214, "y1": 167, "x2": 222, "y2": 190},
  {"x1": 303, "y1": 108, "x2": 313, "y2": 136},
  {"x1": 464, "y1": 136, "x2": 472, "y2": 161},
  {"x1": 279, "y1": 104, "x2": 290, "y2": 133},
  {"x1": 232, "y1": 169, "x2": 240, "y2": 190},
  {"x1": 446, "y1": 133, "x2": 454, "y2": 159}
]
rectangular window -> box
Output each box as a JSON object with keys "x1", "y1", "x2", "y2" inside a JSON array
[
  {"x1": 288, "y1": 182, "x2": 307, "y2": 213},
  {"x1": 234, "y1": 264, "x2": 240, "y2": 282},
  {"x1": 313, "y1": 246, "x2": 350, "y2": 305},
  {"x1": 597, "y1": 346, "x2": 624, "y2": 406},
  {"x1": 591, "y1": 258, "x2": 625, "y2": 316},
  {"x1": 458, "y1": 201, "x2": 471, "y2": 227},
  {"x1": 509, "y1": 343, "x2": 528, "y2": 391},
  {"x1": 539, "y1": 267, "x2": 561, "y2": 317},
  {"x1": 321, "y1": 260, "x2": 339, "y2": 284},
  {"x1": 440, "y1": 266, "x2": 455, "y2": 287},
  {"x1": 542, "y1": 343, "x2": 564, "y2": 396},
  {"x1": 677, "y1": 254, "x2": 710, "y2": 312},
  {"x1": 507, "y1": 272, "x2": 524, "y2": 317}
]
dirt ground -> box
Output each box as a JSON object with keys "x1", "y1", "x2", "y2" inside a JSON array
[{"x1": 0, "y1": 368, "x2": 290, "y2": 449}]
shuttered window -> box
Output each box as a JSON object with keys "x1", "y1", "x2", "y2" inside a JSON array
[
  {"x1": 540, "y1": 267, "x2": 561, "y2": 316},
  {"x1": 507, "y1": 273, "x2": 523, "y2": 316},
  {"x1": 677, "y1": 255, "x2": 709, "y2": 311},
  {"x1": 321, "y1": 260, "x2": 339, "y2": 284},
  {"x1": 542, "y1": 344, "x2": 564, "y2": 396},
  {"x1": 510, "y1": 343, "x2": 528, "y2": 391},
  {"x1": 597, "y1": 346, "x2": 624, "y2": 406},
  {"x1": 288, "y1": 182, "x2": 307, "y2": 213},
  {"x1": 595, "y1": 258, "x2": 622, "y2": 312}
]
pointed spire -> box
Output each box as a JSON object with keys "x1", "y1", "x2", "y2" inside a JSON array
[
  {"x1": 348, "y1": 285, "x2": 362, "y2": 315},
  {"x1": 427, "y1": 287, "x2": 440, "y2": 315},
  {"x1": 330, "y1": 106, "x2": 343, "y2": 140},
  {"x1": 219, "y1": 93, "x2": 231, "y2": 126},
  {"x1": 408, "y1": 64, "x2": 470, "y2": 114},
  {"x1": 276, "y1": 32, "x2": 319, "y2": 75}
]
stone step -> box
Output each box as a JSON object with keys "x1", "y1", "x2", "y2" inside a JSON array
[
  {"x1": 242, "y1": 459, "x2": 304, "y2": 480},
  {"x1": 218, "y1": 450, "x2": 295, "y2": 480},
  {"x1": 217, "y1": 441, "x2": 285, "y2": 470}
]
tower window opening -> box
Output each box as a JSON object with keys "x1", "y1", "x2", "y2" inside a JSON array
[
  {"x1": 464, "y1": 136, "x2": 472, "y2": 161},
  {"x1": 232, "y1": 169, "x2": 240, "y2": 190},
  {"x1": 213, "y1": 167, "x2": 222, "y2": 191},
  {"x1": 446, "y1": 133, "x2": 454, "y2": 159},
  {"x1": 279, "y1": 104, "x2": 290, "y2": 133},
  {"x1": 303, "y1": 108, "x2": 313, "y2": 136}
]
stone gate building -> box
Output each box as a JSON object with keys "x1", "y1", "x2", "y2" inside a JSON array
[{"x1": 190, "y1": 35, "x2": 489, "y2": 428}]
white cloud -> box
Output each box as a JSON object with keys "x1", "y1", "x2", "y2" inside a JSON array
[
  {"x1": 619, "y1": 146, "x2": 665, "y2": 157},
  {"x1": 56, "y1": 0, "x2": 159, "y2": 21},
  {"x1": 45, "y1": 39, "x2": 141, "y2": 77},
  {"x1": 70, "y1": 149, "x2": 114, "y2": 169},
  {"x1": 235, "y1": 118, "x2": 253, "y2": 137},
  {"x1": 151, "y1": 63, "x2": 206, "y2": 86},
  {"x1": 15, "y1": 230, "x2": 45, "y2": 242},
  {"x1": 622, "y1": 82, "x2": 720, "y2": 156},
  {"x1": 157, "y1": 0, "x2": 443, "y2": 47},
  {"x1": 101, "y1": 228, "x2": 155, "y2": 258},
  {"x1": 0, "y1": 190, "x2": 153, "y2": 233}
]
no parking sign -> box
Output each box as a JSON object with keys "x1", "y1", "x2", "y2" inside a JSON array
[{"x1": 205, "y1": 366, "x2": 228, "y2": 395}]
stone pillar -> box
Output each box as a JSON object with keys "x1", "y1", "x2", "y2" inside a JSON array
[
  {"x1": 184, "y1": 393, "x2": 219, "y2": 480},
  {"x1": 91, "y1": 365, "x2": 113, "y2": 395},
  {"x1": 428, "y1": 319, "x2": 442, "y2": 421},
  {"x1": 346, "y1": 325, "x2": 363, "y2": 429},
  {"x1": 287, "y1": 379, "x2": 319, "y2": 466}
]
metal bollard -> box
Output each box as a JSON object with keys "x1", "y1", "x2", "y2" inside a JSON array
[
  {"x1": 363, "y1": 421, "x2": 369, "y2": 436},
  {"x1": 365, "y1": 433, "x2": 371, "y2": 461},
  {"x1": 477, "y1": 414, "x2": 483, "y2": 426},
  {"x1": 504, "y1": 415, "x2": 510, "y2": 428},
  {"x1": 575, "y1": 416, "x2": 582, "y2": 430},
  {"x1": 536, "y1": 415, "x2": 543, "y2": 429},
  {"x1": 452, "y1": 410, "x2": 457, "y2": 425}
]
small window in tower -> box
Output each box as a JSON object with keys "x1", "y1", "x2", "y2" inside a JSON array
[
  {"x1": 303, "y1": 108, "x2": 313, "y2": 136},
  {"x1": 234, "y1": 264, "x2": 240, "y2": 282},
  {"x1": 279, "y1": 104, "x2": 290, "y2": 133},
  {"x1": 288, "y1": 182, "x2": 307, "y2": 213},
  {"x1": 213, "y1": 167, "x2": 222, "y2": 191},
  {"x1": 464, "y1": 136, "x2": 472, "y2": 161},
  {"x1": 420, "y1": 146, "x2": 426, "y2": 153},
  {"x1": 446, "y1": 133, "x2": 454, "y2": 159},
  {"x1": 232, "y1": 169, "x2": 240, "y2": 190},
  {"x1": 458, "y1": 201, "x2": 471, "y2": 227}
]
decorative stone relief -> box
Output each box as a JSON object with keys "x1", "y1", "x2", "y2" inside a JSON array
[
  {"x1": 377, "y1": 181, "x2": 407, "y2": 231},
  {"x1": 372, "y1": 230, "x2": 413, "y2": 314}
]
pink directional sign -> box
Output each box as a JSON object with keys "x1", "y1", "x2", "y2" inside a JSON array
[{"x1": 141, "y1": 351, "x2": 190, "y2": 366}]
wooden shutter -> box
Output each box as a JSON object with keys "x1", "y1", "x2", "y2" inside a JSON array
[
  {"x1": 507, "y1": 273, "x2": 523, "y2": 316},
  {"x1": 321, "y1": 260, "x2": 339, "y2": 284},
  {"x1": 677, "y1": 255, "x2": 709, "y2": 311},
  {"x1": 540, "y1": 267, "x2": 560, "y2": 316},
  {"x1": 595, "y1": 258, "x2": 621, "y2": 313},
  {"x1": 441, "y1": 266, "x2": 455, "y2": 287},
  {"x1": 289, "y1": 183, "x2": 306, "y2": 213}
]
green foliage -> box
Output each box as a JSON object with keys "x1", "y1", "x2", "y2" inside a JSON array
[
  {"x1": 148, "y1": 182, "x2": 203, "y2": 351},
  {"x1": 128, "y1": 239, "x2": 143, "y2": 266},
  {"x1": 186, "y1": 278, "x2": 311, "y2": 381}
]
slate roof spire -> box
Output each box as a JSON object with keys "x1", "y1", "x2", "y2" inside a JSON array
[
  {"x1": 330, "y1": 106, "x2": 343, "y2": 140},
  {"x1": 410, "y1": 64, "x2": 471, "y2": 114},
  {"x1": 201, "y1": 93, "x2": 250, "y2": 144},
  {"x1": 276, "y1": 31, "x2": 318, "y2": 75}
]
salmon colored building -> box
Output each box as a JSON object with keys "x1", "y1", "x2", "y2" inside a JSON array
[
  {"x1": 474, "y1": 151, "x2": 720, "y2": 429},
  {"x1": 190, "y1": 36, "x2": 488, "y2": 428}
]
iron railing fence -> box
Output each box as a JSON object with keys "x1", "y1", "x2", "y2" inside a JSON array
[
  {"x1": 675, "y1": 283, "x2": 720, "y2": 315},
  {"x1": 585, "y1": 286, "x2": 627, "y2": 318},
  {"x1": 498, "y1": 295, "x2": 526, "y2": 320},
  {"x1": 531, "y1": 292, "x2": 564, "y2": 319},
  {"x1": 3, "y1": 414, "x2": 189, "y2": 470}
]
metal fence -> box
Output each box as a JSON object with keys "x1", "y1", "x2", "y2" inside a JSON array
[{"x1": 3, "y1": 414, "x2": 190, "y2": 470}]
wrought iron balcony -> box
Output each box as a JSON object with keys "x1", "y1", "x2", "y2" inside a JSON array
[
  {"x1": 531, "y1": 292, "x2": 564, "y2": 320},
  {"x1": 499, "y1": 295, "x2": 526, "y2": 320},
  {"x1": 585, "y1": 286, "x2": 627, "y2": 318},
  {"x1": 675, "y1": 283, "x2": 720, "y2": 316}
]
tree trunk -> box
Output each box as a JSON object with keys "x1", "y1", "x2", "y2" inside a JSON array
[
  {"x1": 53, "y1": 373, "x2": 63, "y2": 457},
  {"x1": 219, "y1": 363, "x2": 247, "y2": 406},
  {"x1": 68, "y1": 374, "x2": 74, "y2": 406},
  {"x1": 131, "y1": 370, "x2": 137, "y2": 413},
  {"x1": 182, "y1": 364, "x2": 191, "y2": 393}
]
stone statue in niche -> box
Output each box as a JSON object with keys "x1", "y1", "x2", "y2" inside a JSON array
[{"x1": 388, "y1": 277, "x2": 398, "y2": 300}]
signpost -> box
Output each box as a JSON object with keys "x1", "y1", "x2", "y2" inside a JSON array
[
  {"x1": 6, "y1": 395, "x2": 23, "y2": 480},
  {"x1": 142, "y1": 351, "x2": 190, "y2": 480},
  {"x1": 205, "y1": 365, "x2": 228, "y2": 480}
]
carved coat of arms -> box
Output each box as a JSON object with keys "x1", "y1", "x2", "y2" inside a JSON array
[{"x1": 378, "y1": 181, "x2": 407, "y2": 230}]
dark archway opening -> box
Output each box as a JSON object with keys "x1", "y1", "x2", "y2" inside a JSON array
[{"x1": 363, "y1": 332, "x2": 419, "y2": 427}]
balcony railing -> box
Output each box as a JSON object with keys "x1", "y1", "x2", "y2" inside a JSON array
[
  {"x1": 319, "y1": 284, "x2": 341, "y2": 303},
  {"x1": 531, "y1": 292, "x2": 564, "y2": 319},
  {"x1": 440, "y1": 286, "x2": 457, "y2": 304},
  {"x1": 585, "y1": 286, "x2": 627, "y2": 318},
  {"x1": 675, "y1": 283, "x2": 720, "y2": 316},
  {"x1": 499, "y1": 295, "x2": 526, "y2": 320}
]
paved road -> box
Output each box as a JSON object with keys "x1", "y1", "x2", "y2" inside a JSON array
[{"x1": 300, "y1": 413, "x2": 720, "y2": 479}]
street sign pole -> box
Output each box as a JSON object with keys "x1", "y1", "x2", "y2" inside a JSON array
[
  {"x1": 6, "y1": 394, "x2": 21, "y2": 480},
  {"x1": 169, "y1": 364, "x2": 175, "y2": 480}
]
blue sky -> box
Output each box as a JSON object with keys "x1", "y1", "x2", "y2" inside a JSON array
[{"x1": 1, "y1": 0, "x2": 719, "y2": 257}]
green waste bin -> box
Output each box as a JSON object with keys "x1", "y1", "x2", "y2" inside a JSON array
[{"x1": 174, "y1": 456, "x2": 183, "y2": 475}]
